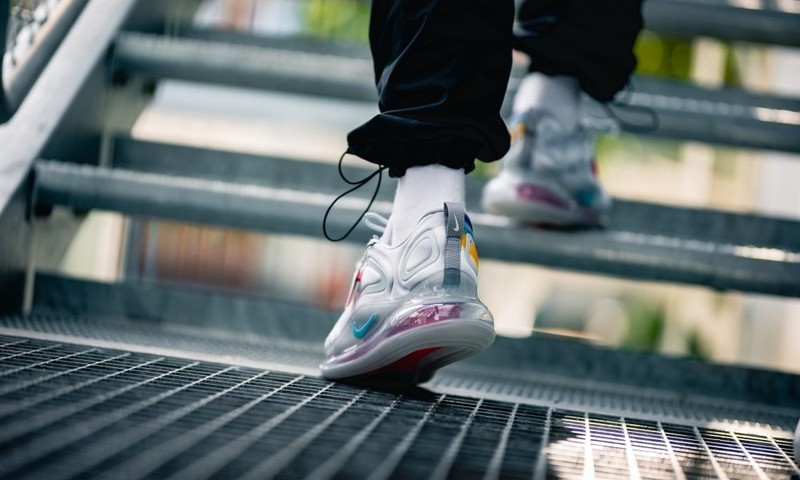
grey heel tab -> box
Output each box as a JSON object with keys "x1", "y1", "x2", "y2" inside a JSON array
[{"x1": 443, "y1": 203, "x2": 465, "y2": 288}]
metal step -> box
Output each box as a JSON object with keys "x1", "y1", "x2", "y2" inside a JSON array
[
  {"x1": 643, "y1": 0, "x2": 800, "y2": 47},
  {"x1": 32, "y1": 155, "x2": 800, "y2": 297},
  {"x1": 113, "y1": 32, "x2": 800, "y2": 154},
  {"x1": 112, "y1": 136, "x2": 800, "y2": 252},
  {"x1": 0, "y1": 322, "x2": 797, "y2": 479},
  {"x1": 26, "y1": 276, "x2": 800, "y2": 421},
  {"x1": 587, "y1": 75, "x2": 800, "y2": 155},
  {"x1": 178, "y1": 0, "x2": 800, "y2": 52}
]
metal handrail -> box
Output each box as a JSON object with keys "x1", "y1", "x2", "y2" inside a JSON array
[
  {"x1": 1, "y1": 0, "x2": 88, "y2": 124},
  {"x1": 1, "y1": 0, "x2": 10, "y2": 122}
]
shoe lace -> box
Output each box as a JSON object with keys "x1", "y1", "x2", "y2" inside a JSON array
[
  {"x1": 598, "y1": 81, "x2": 661, "y2": 134},
  {"x1": 322, "y1": 149, "x2": 387, "y2": 242}
]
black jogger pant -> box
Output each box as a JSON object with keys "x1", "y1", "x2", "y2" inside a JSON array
[{"x1": 348, "y1": 0, "x2": 644, "y2": 177}]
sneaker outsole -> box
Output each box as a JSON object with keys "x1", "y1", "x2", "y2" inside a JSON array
[
  {"x1": 320, "y1": 309, "x2": 495, "y2": 385},
  {"x1": 483, "y1": 177, "x2": 609, "y2": 228}
]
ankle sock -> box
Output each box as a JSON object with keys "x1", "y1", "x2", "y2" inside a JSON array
[
  {"x1": 514, "y1": 72, "x2": 581, "y2": 131},
  {"x1": 383, "y1": 164, "x2": 465, "y2": 245}
]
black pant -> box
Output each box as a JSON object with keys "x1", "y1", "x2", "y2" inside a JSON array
[{"x1": 348, "y1": 0, "x2": 644, "y2": 177}]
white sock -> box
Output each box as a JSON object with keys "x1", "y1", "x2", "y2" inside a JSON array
[
  {"x1": 383, "y1": 164, "x2": 465, "y2": 245},
  {"x1": 513, "y1": 72, "x2": 581, "y2": 131}
]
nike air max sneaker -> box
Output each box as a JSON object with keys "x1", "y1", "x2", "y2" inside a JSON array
[
  {"x1": 482, "y1": 109, "x2": 611, "y2": 228},
  {"x1": 320, "y1": 202, "x2": 495, "y2": 384}
]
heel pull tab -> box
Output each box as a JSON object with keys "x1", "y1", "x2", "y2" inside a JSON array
[{"x1": 443, "y1": 202, "x2": 464, "y2": 288}]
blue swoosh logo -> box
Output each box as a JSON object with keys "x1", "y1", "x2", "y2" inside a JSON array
[{"x1": 353, "y1": 313, "x2": 378, "y2": 339}]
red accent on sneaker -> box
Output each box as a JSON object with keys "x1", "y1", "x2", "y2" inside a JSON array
[
  {"x1": 346, "y1": 269, "x2": 364, "y2": 306},
  {"x1": 368, "y1": 347, "x2": 441, "y2": 375}
]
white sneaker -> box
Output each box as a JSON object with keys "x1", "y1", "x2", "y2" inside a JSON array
[
  {"x1": 482, "y1": 109, "x2": 611, "y2": 228},
  {"x1": 320, "y1": 203, "x2": 495, "y2": 384}
]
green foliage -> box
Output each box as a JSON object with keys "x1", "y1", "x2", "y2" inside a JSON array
[
  {"x1": 620, "y1": 298, "x2": 665, "y2": 351},
  {"x1": 635, "y1": 30, "x2": 742, "y2": 88},
  {"x1": 303, "y1": 0, "x2": 370, "y2": 43},
  {"x1": 722, "y1": 46, "x2": 742, "y2": 86},
  {"x1": 634, "y1": 30, "x2": 692, "y2": 80},
  {"x1": 686, "y1": 331, "x2": 708, "y2": 360}
]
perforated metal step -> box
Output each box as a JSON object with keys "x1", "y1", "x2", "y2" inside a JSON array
[
  {"x1": 4, "y1": 310, "x2": 800, "y2": 438},
  {"x1": 0, "y1": 334, "x2": 798, "y2": 479}
]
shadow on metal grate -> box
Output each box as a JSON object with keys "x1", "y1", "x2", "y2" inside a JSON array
[{"x1": 0, "y1": 335, "x2": 798, "y2": 480}]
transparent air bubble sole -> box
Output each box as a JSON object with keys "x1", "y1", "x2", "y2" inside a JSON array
[{"x1": 320, "y1": 299, "x2": 495, "y2": 382}]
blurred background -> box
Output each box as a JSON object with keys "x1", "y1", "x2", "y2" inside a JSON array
[{"x1": 8, "y1": 0, "x2": 800, "y2": 373}]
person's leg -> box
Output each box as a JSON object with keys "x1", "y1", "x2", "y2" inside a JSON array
[
  {"x1": 322, "y1": 0, "x2": 514, "y2": 383},
  {"x1": 349, "y1": 0, "x2": 515, "y2": 177},
  {"x1": 515, "y1": 0, "x2": 643, "y2": 103},
  {"x1": 514, "y1": 73, "x2": 581, "y2": 131},
  {"x1": 385, "y1": 164, "x2": 465, "y2": 245},
  {"x1": 349, "y1": 0, "x2": 514, "y2": 244}
]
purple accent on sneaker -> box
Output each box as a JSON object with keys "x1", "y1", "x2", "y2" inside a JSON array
[
  {"x1": 516, "y1": 183, "x2": 570, "y2": 209},
  {"x1": 386, "y1": 304, "x2": 463, "y2": 337}
]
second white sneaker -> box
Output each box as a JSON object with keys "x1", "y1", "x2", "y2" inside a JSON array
[{"x1": 482, "y1": 109, "x2": 611, "y2": 228}]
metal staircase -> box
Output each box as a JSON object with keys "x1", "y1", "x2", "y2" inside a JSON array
[{"x1": 1, "y1": 0, "x2": 799, "y2": 478}]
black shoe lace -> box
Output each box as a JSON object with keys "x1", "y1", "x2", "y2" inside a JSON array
[
  {"x1": 323, "y1": 149, "x2": 387, "y2": 242},
  {"x1": 599, "y1": 81, "x2": 661, "y2": 134}
]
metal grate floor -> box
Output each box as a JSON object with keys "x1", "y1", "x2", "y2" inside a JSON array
[
  {"x1": 4, "y1": 313, "x2": 798, "y2": 437},
  {"x1": 0, "y1": 335, "x2": 798, "y2": 479}
]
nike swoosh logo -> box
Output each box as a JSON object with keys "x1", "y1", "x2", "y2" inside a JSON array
[
  {"x1": 452, "y1": 216, "x2": 459, "y2": 232},
  {"x1": 353, "y1": 313, "x2": 378, "y2": 339}
]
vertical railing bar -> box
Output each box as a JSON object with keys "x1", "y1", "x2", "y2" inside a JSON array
[{"x1": 0, "y1": 0, "x2": 10, "y2": 121}]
